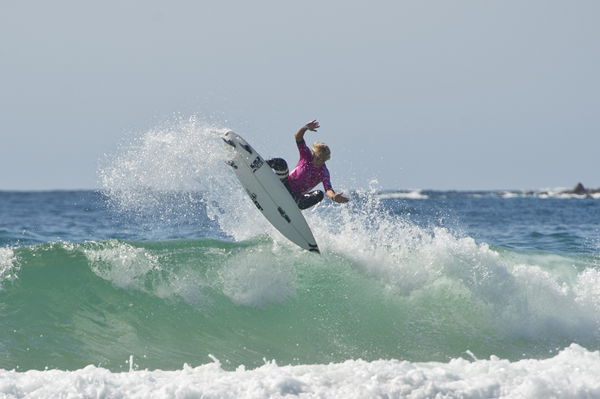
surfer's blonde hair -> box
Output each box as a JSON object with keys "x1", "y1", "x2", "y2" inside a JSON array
[{"x1": 312, "y1": 142, "x2": 331, "y2": 160}]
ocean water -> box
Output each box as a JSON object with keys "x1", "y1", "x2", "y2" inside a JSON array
[{"x1": 1, "y1": 119, "x2": 600, "y2": 398}]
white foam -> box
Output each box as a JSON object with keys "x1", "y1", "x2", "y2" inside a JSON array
[
  {"x1": 574, "y1": 268, "x2": 600, "y2": 314},
  {"x1": 497, "y1": 187, "x2": 599, "y2": 199},
  {"x1": 309, "y1": 192, "x2": 600, "y2": 341},
  {"x1": 81, "y1": 240, "x2": 212, "y2": 307},
  {"x1": 84, "y1": 240, "x2": 162, "y2": 291},
  {"x1": 219, "y1": 247, "x2": 298, "y2": 307},
  {"x1": 377, "y1": 190, "x2": 429, "y2": 200},
  {"x1": 0, "y1": 247, "x2": 18, "y2": 290},
  {"x1": 1, "y1": 344, "x2": 599, "y2": 398},
  {"x1": 79, "y1": 237, "x2": 302, "y2": 309},
  {"x1": 555, "y1": 193, "x2": 588, "y2": 199},
  {"x1": 499, "y1": 191, "x2": 520, "y2": 198}
]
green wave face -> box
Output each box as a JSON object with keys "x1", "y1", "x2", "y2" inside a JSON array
[{"x1": 2, "y1": 235, "x2": 599, "y2": 372}]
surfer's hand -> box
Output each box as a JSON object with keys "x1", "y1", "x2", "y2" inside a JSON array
[
  {"x1": 305, "y1": 120, "x2": 320, "y2": 132},
  {"x1": 332, "y1": 192, "x2": 349, "y2": 203}
]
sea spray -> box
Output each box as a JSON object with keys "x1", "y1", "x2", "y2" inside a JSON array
[
  {"x1": 99, "y1": 115, "x2": 282, "y2": 244},
  {"x1": 99, "y1": 116, "x2": 227, "y2": 196}
]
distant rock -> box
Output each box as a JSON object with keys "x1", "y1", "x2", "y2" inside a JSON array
[
  {"x1": 563, "y1": 182, "x2": 600, "y2": 196},
  {"x1": 567, "y1": 182, "x2": 587, "y2": 195},
  {"x1": 501, "y1": 183, "x2": 600, "y2": 199}
]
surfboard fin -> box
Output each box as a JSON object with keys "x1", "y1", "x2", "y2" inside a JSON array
[
  {"x1": 308, "y1": 244, "x2": 320, "y2": 254},
  {"x1": 225, "y1": 160, "x2": 238, "y2": 169},
  {"x1": 277, "y1": 207, "x2": 291, "y2": 223},
  {"x1": 240, "y1": 143, "x2": 253, "y2": 154},
  {"x1": 222, "y1": 138, "x2": 236, "y2": 148}
]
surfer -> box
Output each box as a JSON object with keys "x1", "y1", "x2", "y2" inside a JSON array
[{"x1": 267, "y1": 120, "x2": 349, "y2": 210}]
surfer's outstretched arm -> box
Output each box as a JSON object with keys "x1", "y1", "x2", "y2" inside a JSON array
[{"x1": 295, "y1": 120, "x2": 320, "y2": 142}]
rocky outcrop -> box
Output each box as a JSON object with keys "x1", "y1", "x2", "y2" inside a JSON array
[
  {"x1": 563, "y1": 183, "x2": 600, "y2": 196},
  {"x1": 516, "y1": 183, "x2": 600, "y2": 199}
]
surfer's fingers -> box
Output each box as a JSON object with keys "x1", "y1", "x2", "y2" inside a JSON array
[{"x1": 306, "y1": 120, "x2": 319, "y2": 130}]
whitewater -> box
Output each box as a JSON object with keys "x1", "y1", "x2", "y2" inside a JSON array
[{"x1": 1, "y1": 117, "x2": 600, "y2": 398}]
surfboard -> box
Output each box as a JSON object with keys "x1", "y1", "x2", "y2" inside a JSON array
[{"x1": 222, "y1": 131, "x2": 320, "y2": 253}]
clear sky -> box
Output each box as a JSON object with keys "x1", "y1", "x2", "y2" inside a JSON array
[{"x1": 2, "y1": 1, "x2": 599, "y2": 191}]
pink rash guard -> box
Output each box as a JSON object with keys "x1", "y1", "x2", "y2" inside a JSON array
[{"x1": 288, "y1": 140, "x2": 333, "y2": 195}]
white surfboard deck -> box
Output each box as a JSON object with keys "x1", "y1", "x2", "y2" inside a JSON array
[{"x1": 222, "y1": 131, "x2": 320, "y2": 253}]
